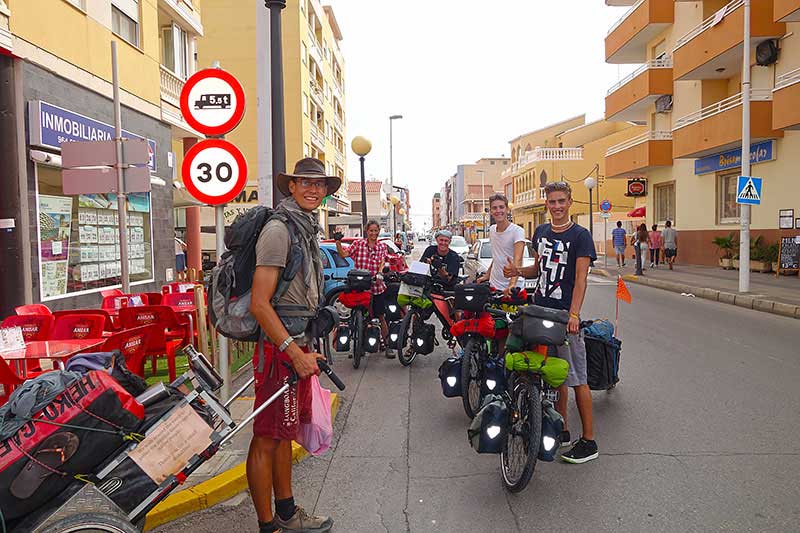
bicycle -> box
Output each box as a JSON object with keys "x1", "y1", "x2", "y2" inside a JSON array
[
  {"x1": 453, "y1": 287, "x2": 528, "y2": 419},
  {"x1": 325, "y1": 270, "x2": 377, "y2": 369}
]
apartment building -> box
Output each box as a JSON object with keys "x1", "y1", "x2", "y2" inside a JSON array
[
  {"x1": 441, "y1": 175, "x2": 456, "y2": 230},
  {"x1": 604, "y1": 0, "x2": 800, "y2": 266},
  {"x1": 198, "y1": 0, "x2": 348, "y2": 240},
  {"x1": 0, "y1": 0, "x2": 204, "y2": 315},
  {"x1": 452, "y1": 157, "x2": 509, "y2": 240},
  {"x1": 432, "y1": 192, "x2": 441, "y2": 229},
  {"x1": 505, "y1": 115, "x2": 646, "y2": 249}
]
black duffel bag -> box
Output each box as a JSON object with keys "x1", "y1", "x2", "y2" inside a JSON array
[
  {"x1": 346, "y1": 269, "x2": 372, "y2": 291},
  {"x1": 510, "y1": 305, "x2": 570, "y2": 346}
]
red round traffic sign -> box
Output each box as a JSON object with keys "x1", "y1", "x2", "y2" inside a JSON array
[
  {"x1": 181, "y1": 139, "x2": 248, "y2": 205},
  {"x1": 180, "y1": 69, "x2": 246, "y2": 136}
]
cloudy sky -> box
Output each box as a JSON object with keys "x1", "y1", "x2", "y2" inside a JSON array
[{"x1": 327, "y1": 0, "x2": 633, "y2": 230}]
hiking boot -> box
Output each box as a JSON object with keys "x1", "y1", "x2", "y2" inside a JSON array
[
  {"x1": 273, "y1": 507, "x2": 333, "y2": 532},
  {"x1": 561, "y1": 438, "x2": 598, "y2": 464}
]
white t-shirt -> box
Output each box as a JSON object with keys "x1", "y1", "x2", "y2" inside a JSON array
[{"x1": 489, "y1": 223, "x2": 526, "y2": 290}]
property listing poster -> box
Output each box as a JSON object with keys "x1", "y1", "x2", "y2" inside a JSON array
[{"x1": 38, "y1": 195, "x2": 73, "y2": 298}]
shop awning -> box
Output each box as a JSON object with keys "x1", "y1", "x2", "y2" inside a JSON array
[{"x1": 627, "y1": 206, "x2": 645, "y2": 218}]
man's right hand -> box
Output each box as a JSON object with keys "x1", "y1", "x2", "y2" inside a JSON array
[
  {"x1": 332, "y1": 231, "x2": 344, "y2": 242},
  {"x1": 502, "y1": 257, "x2": 518, "y2": 279},
  {"x1": 290, "y1": 349, "x2": 322, "y2": 379}
]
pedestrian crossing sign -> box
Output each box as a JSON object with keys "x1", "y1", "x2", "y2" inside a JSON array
[{"x1": 736, "y1": 176, "x2": 762, "y2": 205}]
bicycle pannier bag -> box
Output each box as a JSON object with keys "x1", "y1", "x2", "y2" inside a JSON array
[
  {"x1": 346, "y1": 270, "x2": 372, "y2": 291},
  {"x1": 468, "y1": 394, "x2": 508, "y2": 454},
  {"x1": 411, "y1": 323, "x2": 436, "y2": 355},
  {"x1": 387, "y1": 321, "x2": 403, "y2": 349},
  {"x1": 511, "y1": 305, "x2": 569, "y2": 346},
  {"x1": 438, "y1": 357, "x2": 463, "y2": 397},
  {"x1": 454, "y1": 283, "x2": 491, "y2": 312}
]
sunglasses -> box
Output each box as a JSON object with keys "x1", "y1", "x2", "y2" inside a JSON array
[{"x1": 296, "y1": 178, "x2": 327, "y2": 190}]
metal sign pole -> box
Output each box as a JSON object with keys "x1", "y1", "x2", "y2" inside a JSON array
[
  {"x1": 739, "y1": 0, "x2": 752, "y2": 293},
  {"x1": 111, "y1": 42, "x2": 130, "y2": 294},
  {"x1": 215, "y1": 204, "x2": 230, "y2": 401},
  {"x1": 604, "y1": 217, "x2": 608, "y2": 268}
]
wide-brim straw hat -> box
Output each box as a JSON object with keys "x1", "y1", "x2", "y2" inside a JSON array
[{"x1": 276, "y1": 157, "x2": 342, "y2": 197}]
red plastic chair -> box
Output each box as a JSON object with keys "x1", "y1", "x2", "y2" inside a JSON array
[
  {"x1": 52, "y1": 309, "x2": 117, "y2": 333},
  {"x1": 142, "y1": 292, "x2": 162, "y2": 306},
  {"x1": 101, "y1": 294, "x2": 148, "y2": 311},
  {"x1": 1, "y1": 314, "x2": 55, "y2": 373},
  {"x1": 118, "y1": 306, "x2": 188, "y2": 382},
  {"x1": 50, "y1": 314, "x2": 106, "y2": 341},
  {"x1": 15, "y1": 304, "x2": 52, "y2": 316},
  {"x1": 161, "y1": 282, "x2": 200, "y2": 294},
  {"x1": 100, "y1": 288, "x2": 124, "y2": 299},
  {"x1": 162, "y1": 292, "x2": 196, "y2": 308},
  {"x1": 103, "y1": 324, "x2": 154, "y2": 377},
  {"x1": 0, "y1": 357, "x2": 25, "y2": 406}
]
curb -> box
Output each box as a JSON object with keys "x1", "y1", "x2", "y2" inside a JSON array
[
  {"x1": 593, "y1": 268, "x2": 800, "y2": 320},
  {"x1": 143, "y1": 393, "x2": 341, "y2": 530}
]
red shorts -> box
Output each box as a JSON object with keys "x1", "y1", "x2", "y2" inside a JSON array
[{"x1": 252, "y1": 342, "x2": 312, "y2": 441}]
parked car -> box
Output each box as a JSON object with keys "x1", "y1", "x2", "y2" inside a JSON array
[
  {"x1": 319, "y1": 237, "x2": 408, "y2": 273},
  {"x1": 320, "y1": 243, "x2": 355, "y2": 294},
  {"x1": 462, "y1": 238, "x2": 537, "y2": 289},
  {"x1": 448, "y1": 235, "x2": 470, "y2": 257}
]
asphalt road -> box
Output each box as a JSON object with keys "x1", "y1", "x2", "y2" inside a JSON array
[{"x1": 164, "y1": 258, "x2": 800, "y2": 532}]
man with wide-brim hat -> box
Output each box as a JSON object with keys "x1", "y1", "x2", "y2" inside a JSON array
[
  {"x1": 247, "y1": 156, "x2": 336, "y2": 533},
  {"x1": 276, "y1": 157, "x2": 342, "y2": 198}
]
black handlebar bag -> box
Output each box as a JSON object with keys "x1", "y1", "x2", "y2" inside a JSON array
[{"x1": 511, "y1": 305, "x2": 570, "y2": 346}]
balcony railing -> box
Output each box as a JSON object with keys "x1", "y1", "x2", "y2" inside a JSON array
[
  {"x1": 309, "y1": 123, "x2": 325, "y2": 148},
  {"x1": 674, "y1": 0, "x2": 743, "y2": 50},
  {"x1": 515, "y1": 190, "x2": 536, "y2": 204},
  {"x1": 673, "y1": 89, "x2": 772, "y2": 130},
  {"x1": 606, "y1": 131, "x2": 673, "y2": 156},
  {"x1": 607, "y1": 0, "x2": 646, "y2": 35},
  {"x1": 333, "y1": 114, "x2": 344, "y2": 133},
  {"x1": 539, "y1": 187, "x2": 545, "y2": 199},
  {"x1": 308, "y1": 30, "x2": 323, "y2": 63},
  {"x1": 160, "y1": 66, "x2": 185, "y2": 107},
  {"x1": 460, "y1": 213, "x2": 486, "y2": 222},
  {"x1": 335, "y1": 151, "x2": 345, "y2": 168},
  {"x1": 310, "y1": 80, "x2": 324, "y2": 104},
  {"x1": 531, "y1": 147, "x2": 584, "y2": 162},
  {"x1": 607, "y1": 57, "x2": 672, "y2": 95},
  {"x1": 775, "y1": 67, "x2": 800, "y2": 90}
]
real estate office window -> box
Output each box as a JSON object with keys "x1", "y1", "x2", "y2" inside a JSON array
[{"x1": 718, "y1": 173, "x2": 741, "y2": 224}]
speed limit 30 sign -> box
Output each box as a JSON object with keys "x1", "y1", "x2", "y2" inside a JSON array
[{"x1": 182, "y1": 139, "x2": 248, "y2": 205}]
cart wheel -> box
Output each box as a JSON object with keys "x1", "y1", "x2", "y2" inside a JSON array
[{"x1": 40, "y1": 512, "x2": 141, "y2": 533}]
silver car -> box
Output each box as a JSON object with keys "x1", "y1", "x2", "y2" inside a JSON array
[
  {"x1": 448, "y1": 235, "x2": 471, "y2": 257},
  {"x1": 463, "y1": 238, "x2": 538, "y2": 289}
]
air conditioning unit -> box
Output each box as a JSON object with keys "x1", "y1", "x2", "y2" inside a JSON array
[
  {"x1": 656, "y1": 95, "x2": 673, "y2": 114},
  {"x1": 756, "y1": 40, "x2": 779, "y2": 66}
]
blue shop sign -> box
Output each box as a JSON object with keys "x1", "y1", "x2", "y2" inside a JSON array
[
  {"x1": 28, "y1": 100, "x2": 157, "y2": 172},
  {"x1": 694, "y1": 141, "x2": 774, "y2": 175}
]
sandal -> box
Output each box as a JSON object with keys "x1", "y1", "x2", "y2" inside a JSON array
[{"x1": 10, "y1": 432, "x2": 80, "y2": 499}]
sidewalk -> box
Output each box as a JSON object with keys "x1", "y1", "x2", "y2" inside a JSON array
[
  {"x1": 143, "y1": 366, "x2": 340, "y2": 530},
  {"x1": 593, "y1": 260, "x2": 800, "y2": 319}
]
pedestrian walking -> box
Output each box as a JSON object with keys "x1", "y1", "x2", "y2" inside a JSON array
[
  {"x1": 248, "y1": 157, "x2": 336, "y2": 533},
  {"x1": 662, "y1": 220, "x2": 678, "y2": 270},
  {"x1": 611, "y1": 221, "x2": 627, "y2": 268},
  {"x1": 336, "y1": 220, "x2": 391, "y2": 357},
  {"x1": 174, "y1": 235, "x2": 187, "y2": 280},
  {"x1": 503, "y1": 181, "x2": 599, "y2": 464},
  {"x1": 631, "y1": 223, "x2": 650, "y2": 275},
  {"x1": 649, "y1": 224, "x2": 662, "y2": 268}
]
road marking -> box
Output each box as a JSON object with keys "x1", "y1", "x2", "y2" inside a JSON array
[{"x1": 588, "y1": 275, "x2": 614, "y2": 285}]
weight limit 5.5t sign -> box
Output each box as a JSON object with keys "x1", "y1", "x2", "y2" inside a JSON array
[
  {"x1": 182, "y1": 139, "x2": 248, "y2": 205},
  {"x1": 180, "y1": 69, "x2": 246, "y2": 136}
]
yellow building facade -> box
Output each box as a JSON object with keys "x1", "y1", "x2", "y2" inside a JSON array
[
  {"x1": 505, "y1": 115, "x2": 646, "y2": 252},
  {"x1": 1, "y1": 0, "x2": 203, "y2": 314},
  {"x1": 604, "y1": 0, "x2": 800, "y2": 267},
  {"x1": 198, "y1": 0, "x2": 348, "y2": 239}
]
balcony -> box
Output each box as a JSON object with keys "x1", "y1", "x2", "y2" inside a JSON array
[
  {"x1": 159, "y1": 66, "x2": 202, "y2": 137},
  {"x1": 606, "y1": 58, "x2": 673, "y2": 121},
  {"x1": 605, "y1": 131, "x2": 673, "y2": 178},
  {"x1": 309, "y1": 79, "x2": 324, "y2": 105},
  {"x1": 605, "y1": 0, "x2": 674, "y2": 63},
  {"x1": 335, "y1": 151, "x2": 345, "y2": 168},
  {"x1": 309, "y1": 123, "x2": 326, "y2": 149},
  {"x1": 159, "y1": 66, "x2": 184, "y2": 107},
  {"x1": 775, "y1": 0, "x2": 800, "y2": 21},
  {"x1": 158, "y1": 0, "x2": 203, "y2": 35},
  {"x1": 772, "y1": 67, "x2": 800, "y2": 129},
  {"x1": 672, "y1": 90, "x2": 782, "y2": 158},
  {"x1": 460, "y1": 213, "x2": 486, "y2": 223},
  {"x1": 308, "y1": 31, "x2": 323, "y2": 64},
  {"x1": 606, "y1": 0, "x2": 637, "y2": 5},
  {"x1": 515, "y1": 190, "x2": 536, "y2": 206},
  {"x1": 333, "y1": 113, "x2": 344, "y2": 133},
  {"x1": 673, "y1": 0, "x2": 784, "y2": 80}
]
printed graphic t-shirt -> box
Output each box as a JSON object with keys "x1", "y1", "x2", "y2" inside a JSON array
[{"x1": 532, "y1": 223, "x2": 597, "y2": 311}]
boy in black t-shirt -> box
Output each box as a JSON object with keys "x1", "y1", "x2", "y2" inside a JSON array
[{"x1": 504, "y1": 181, "x2": 599, "y2": 464}]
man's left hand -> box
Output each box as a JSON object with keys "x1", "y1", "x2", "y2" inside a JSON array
[{"x1": 567, "y1": 316, "x2": 580, "y2": 335}]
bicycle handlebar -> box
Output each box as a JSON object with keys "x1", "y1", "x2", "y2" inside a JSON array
[{"x1": 317, "y1": 359, "x2": 346, "y2": 391}]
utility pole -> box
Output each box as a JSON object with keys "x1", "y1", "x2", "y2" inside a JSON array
[
  {"x1": 111, "y1": 42, "x2": 130, "y2": 294},
  {"x1": 739, "y1": 0, "x2": 751, "y2": 293},
  {"x1": 265, "y1": 0, "x2": 287, "y2": 208}
]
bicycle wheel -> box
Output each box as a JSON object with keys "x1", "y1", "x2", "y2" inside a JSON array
[
  {"x1": 500, "y1": 373, "x2": 541, "y2": 493},
  {"x1": 397, "y1": 310, "x2": 416, "y2": 367},
  {"x1": 352, "y1": 310, "x2": 364, "y2": 369},
  {"x1": 460, "y1": 336, "x2": 484, "y2": 419}
]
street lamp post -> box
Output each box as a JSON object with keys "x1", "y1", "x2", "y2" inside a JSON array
[
  {"x1": 265, "y1": 0, "x2": 287, "y2": 207},
  {"x1": 739, "y1": 0, "x2": 752, "y2": 293},
  {"x1": 352, "y1": 136, "x2": 372, "y2": 229},
  {"x1": 477, "y1": 169, "x2": 486, "y2": 237},
  {"x1": 584, "y1": 176, "x2": 597, "y2": 239},
  {"x1": 389, "y1": 115, "x2": 403, "y2": 234}
]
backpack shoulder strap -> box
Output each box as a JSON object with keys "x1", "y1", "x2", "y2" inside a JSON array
[{"x1": 268, "y1": 215, "x2": 301, "y2": 305}]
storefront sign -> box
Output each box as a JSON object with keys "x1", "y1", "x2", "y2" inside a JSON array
[
  {"x1": 694, "y1": 141, "x2": 774, "y2": 175},
  {"x1": 626, "y1": 179, "x2": 647, "y2": 197},
  {"x1": 28, "y1": 101, "x2": 157, "y2": 172}
]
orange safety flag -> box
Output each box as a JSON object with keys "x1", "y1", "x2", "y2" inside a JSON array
[{"x1": 616, "y1": 276, "x2": 632, "y2": 304}]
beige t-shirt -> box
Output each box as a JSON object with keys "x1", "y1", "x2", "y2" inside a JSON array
[{"x1": 254, "y1": 219, "x2": 321, "y2": 314}]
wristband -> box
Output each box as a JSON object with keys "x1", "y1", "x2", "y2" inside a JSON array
[
  {"x1": 569, "y1": 312, "x2": 580, "y2": 320},
  {"x1": 279, "y1": 335, "x2": 294, "y2": 352}
]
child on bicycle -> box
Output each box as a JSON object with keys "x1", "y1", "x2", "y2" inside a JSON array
[{"x1": 503, "y1": 181, "x2": 599, "y2": 464}]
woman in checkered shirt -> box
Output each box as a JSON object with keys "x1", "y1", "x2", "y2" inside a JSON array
[{"x1": 334, "y1": 220, "x2": 392, "y2": 357}]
